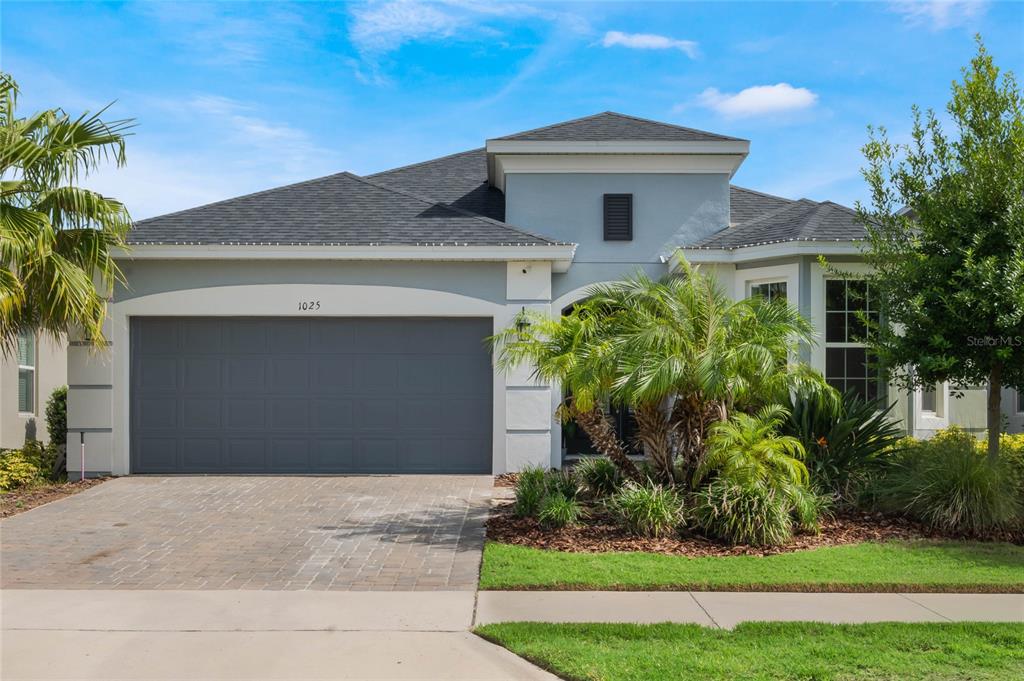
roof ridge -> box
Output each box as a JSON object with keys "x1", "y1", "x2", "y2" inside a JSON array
[
  {"x1": 347, "y1": 173, "x2": 566, "y2": 246},
  {"x1": 366, "y1": 147, "x2": 485, "y2": 179},
  {"x1": 729, "y1": 184, "x2": 796, "y2": 203},
  {"x1": 492, "y1": 111, "x2": 746, "y2": 142},
  {"x1": 133, "y1": 171, "x2": 349, "y2": 225}
]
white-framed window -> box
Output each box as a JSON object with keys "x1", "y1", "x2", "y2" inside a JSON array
[
  {"x1": 824, "y1": 279, "x2": 881, "y2": 402},
  {"x1": 17, "y1": 331, "x2": 36, "y2": 414},
  {"x1": 749, "y1": 280, "x2": 787, "y2": 303},
  {"x1": 1017, "y1": 390, "x2": 1023, "y2": 415}
]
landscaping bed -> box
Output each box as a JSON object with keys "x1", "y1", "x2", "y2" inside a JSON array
[
  {"x1": 476, "y1": 621, "x2": 1024, "y2": 681},
  {"x1": 0, "y1": 478, "x2": 108, "y2": 518},
  {"x1": 487, "y1": 498, "x2": 981, "y2": 557}
]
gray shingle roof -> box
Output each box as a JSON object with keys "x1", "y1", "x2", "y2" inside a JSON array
[
  {"x1": 367, "y1": 148, "x2": 504, "y2": 221},
  {"x1": 692, "y1": 199, "x2": 866, "y2": 249},
  {"x1": 128, "y1": 172, "x2": 562, "y2": 246},
  {"x1": 493, "y1": 111, "x2": 746, "y2": 143},
  {"x1": 728, "y1": 186, "x2": 795, "y2": 225}
]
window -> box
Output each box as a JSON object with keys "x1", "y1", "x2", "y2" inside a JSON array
[
  {"x1": 824, "y1": 279, "x2": 881, "y2": 401},
  {"x1": 1017, "y1": 390, "x2": 1023, "y2": 414},
  {"x1": 17, "y1": 331, "x2": 35, "y2": 413},
  {"x1": 750, "y1": 281, "x2": 787, "y2": 303},
  {"x1": 920, "y1": 385, "x2": 937, "y2": 413},
  {"x1": 603, "y1": 194, "x2": 633, "y2": 241}
]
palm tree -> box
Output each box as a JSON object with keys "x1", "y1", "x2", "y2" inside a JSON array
[
  {"x1": 694, "y1": 405, "x2": 808, "y2": 491},
  {"x1": 492, "y1": 265, "x2": 835, "y2": 484},
  {"x1": 1, "y1": 72, "x2": 133, "y2": 353},
  {"x1": 492, "y1": 301, "x2": 643, "y2": 481}
]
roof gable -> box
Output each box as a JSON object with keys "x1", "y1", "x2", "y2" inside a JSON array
[{"x1": 493, "y1": 111, "x2": 745, "y2": 143}]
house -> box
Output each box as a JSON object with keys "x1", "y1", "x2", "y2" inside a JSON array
[
  {"x1": 64, "y1": 112, "x2": 1022, "y2": 477},
  {"x1": 0, "y1": 333, "x2": 66, "y2": 449}
]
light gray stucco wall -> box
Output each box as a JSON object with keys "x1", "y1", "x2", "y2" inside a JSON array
[
  {"x1": 505, "y1": 173, "x2": 729, "y2": 265},
  {"x1": 115, "y1": 260, "x2": 508, "y2": 305}
]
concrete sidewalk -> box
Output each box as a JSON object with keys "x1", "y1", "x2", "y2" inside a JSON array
[
  {"x1": 475, "y1": 591, "x2": 1024, "y2": 629},
  {"x1": 1, "y1": 590, "x2": 558, "y2": 680}
]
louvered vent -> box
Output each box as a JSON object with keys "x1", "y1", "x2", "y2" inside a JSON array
[{"x1": 603, "y1": 194, "x2": 633, "y2": 241}]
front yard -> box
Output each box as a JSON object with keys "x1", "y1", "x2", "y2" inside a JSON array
[
  {"x1": 480, "y1": 540, "x2": 1024, "y2": 592},
  {"x1": 476, "y1": 621, "x2": 1024, "y2": 681}
]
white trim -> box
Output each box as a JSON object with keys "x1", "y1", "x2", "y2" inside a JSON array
[
  {"x1": 492, "y1": 153, "x2": 746, "y2": 191},
  {"x1": 116, "y1": 244, "x2": 577, "y2": 272},
  {"x1": 486, "y1": 140, "x2": 750, "y2": 155},
  {"x1": 676, "y1": 241, "x2": 862, "y2": 265}
]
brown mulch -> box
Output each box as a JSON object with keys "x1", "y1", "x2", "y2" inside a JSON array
[
  {"x1": 1, "y1": 478, "x2": 110, "y2": 518},
  {"x1": 494, "y1": 473, "x2": 519, "y2": 488},
  {"x1": 486, "y1": 500, "x2": 1023, "y2": 557}
]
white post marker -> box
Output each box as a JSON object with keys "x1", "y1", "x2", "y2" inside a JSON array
[{"x1": 79, "y1": 431, "x2": 85, "y2": 482}]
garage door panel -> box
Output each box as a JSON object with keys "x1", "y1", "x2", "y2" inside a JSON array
[
  {"x1": 138, "y1": 357, "x2": 178, "y2": 391},
  {"x1": 137, "y1": 437, "x2": 179, "y2": 471},
  {"x1": 311, "y1": 356, "x2": 354, "y2": 392},
  {"x1": 132, "y1": 318, "x2": 493, "y2": 474},
  {"x1": 226, "y1": 399, "x2": 266, "y2": 428},
  {"x1": 182, "y1": 438, "x2": 221, "y2": 468},
  {"x1": 183, "y1": 319, "x2": 222, "y2": 353},
  {"x1": 355, "y1": 357, "x2": 399, "y2": 394},
  {"x1": 356, "y1": 439, "x2": 398, "y2": 471},
  {"x1": 270, "y1": 439, "x2": 310, "y2": 470},
  {"x1": 227, "y1": 358, "x2": 266, "y2": 392},
  {"x1": 183, "y1": 358, "x2": 222, "y2": 392},
  {"x1": 225, "y1": 320, "x2": 267, "y2": 354},
  {"x1": 183, "y1": 399, "x2": 221, "y2": 428},
  {"x1": 228, "y1": 439, "x2": 266, "y2": 469},
  {"x1": 311, "y1": 439, "x2": 355, "y2": 470},
  {"x1": 138, "y1": 398, "x2": 178, "y2": 429},
  {"x1": 311, "y1": 399, "x2": 354, "y2": 429}
]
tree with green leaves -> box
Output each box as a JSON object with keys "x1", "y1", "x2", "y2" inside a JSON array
[
  {"x1": 856, "y1": 37, "x2": 1023, "y2": 461},
  {"x1": 1, "y1": 72, "x2": 133, "y2": 353}
]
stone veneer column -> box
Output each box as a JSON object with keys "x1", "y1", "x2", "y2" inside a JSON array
[{"x1": 502, "y1": 261, "x2": 554, "y2": 472}]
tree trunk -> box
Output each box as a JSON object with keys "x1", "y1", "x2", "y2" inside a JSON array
[
  {"x1": 574, "y1": 407, "x2": 644, "y2": 482},
  {"x1": 633, "y1": 403, "x2": 673, "y2": 483},
  {"x1": 987, "y1": 363, "x2": 1002, "y2": 464}
]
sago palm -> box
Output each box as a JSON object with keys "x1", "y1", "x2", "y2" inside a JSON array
[{"x1": 1, "y1": 72, "x2": 133, "y2": 353}]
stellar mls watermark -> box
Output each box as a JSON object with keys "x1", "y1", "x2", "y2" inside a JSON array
[{"x1": 966, "y1": 335, "x2": 1023, "y2": 347}]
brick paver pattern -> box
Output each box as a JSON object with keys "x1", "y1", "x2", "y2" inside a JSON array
[{"x1": 1, "y1": 476, "x2": 491, "y2": 591}]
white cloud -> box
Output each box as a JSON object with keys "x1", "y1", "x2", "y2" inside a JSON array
[
  {"x1": 601, "y1": 31, "x2": 699, "y2": 58},
  {"x1": 697, "y1": 83, "x2": 819, "y2": 118},
  {"x1": 887, "y1": 1, "x2": 989, "y2": 30}
]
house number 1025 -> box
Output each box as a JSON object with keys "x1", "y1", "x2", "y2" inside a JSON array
[{"x1": 298, "y1": 300, "x2": 321, "y2": 311}]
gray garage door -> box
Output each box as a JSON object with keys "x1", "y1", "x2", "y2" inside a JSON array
[{"x1": 130, "y1": 317, "x2": 493, "y2": 474}]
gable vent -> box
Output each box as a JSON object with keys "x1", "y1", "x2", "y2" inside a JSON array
[{"x1": 603, "y1": 193, "x2": 633, "y2": 241}]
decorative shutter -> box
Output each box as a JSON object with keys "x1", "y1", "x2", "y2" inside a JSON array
[{"x1": 603, "y1": 194, "x2": 633, "y2": 241}]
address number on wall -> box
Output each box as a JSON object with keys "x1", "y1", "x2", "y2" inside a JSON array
[{"x1": 297, "y1": 300, "x2": 321, "y2": 311}]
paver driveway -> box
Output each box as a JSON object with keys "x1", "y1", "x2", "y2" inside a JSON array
[{"x1": 1, "y1": 475, "x2": 491, "y2": 591}]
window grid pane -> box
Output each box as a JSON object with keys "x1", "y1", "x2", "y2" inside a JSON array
[{"x1": 18, "y1": 368, "x2": 34, "y2": 413}]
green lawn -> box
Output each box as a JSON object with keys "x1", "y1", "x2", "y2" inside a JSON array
[
  {"x1": 480, "y1": 541, "x2": 1024, "y2": 592},
  {"x1": 477, "y1": 621, "x2": 1024, "y2": 681}
]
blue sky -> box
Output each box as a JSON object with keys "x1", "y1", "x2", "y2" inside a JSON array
[{"x1": 4, "y1": 1, "x2": 1022, "y2": 218}]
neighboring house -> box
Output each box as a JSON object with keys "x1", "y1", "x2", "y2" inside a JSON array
[
  {"x1": 1, "y1": 332, "x2": 66, "y2": 449},
  {"x1": 64, "y1": 112, "x2": 1016, "y2": 477}
]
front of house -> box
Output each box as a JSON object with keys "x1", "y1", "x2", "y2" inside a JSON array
[{"x1": 65, "y1": 112, "x2": 1016, "y2": 477}]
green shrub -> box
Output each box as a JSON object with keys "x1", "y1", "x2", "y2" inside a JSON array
[
  {"x1": 45, "y1": 386, "x2": 67, "y2": 452},
  {"x1": 873, "y1": 427, "x2": 1023, "y2": 534},
  {"x1": 544, "y1": 468, "x2": 581, "y2": 499},
  {"x1": 0, "y1": 449, "x2": 42, "y2": 491},
  {"x1": 606, "y1": 481, "x2": 684, "y2": 538},
  {"x1": 538, "y1": 492, "x2": 586, "y2": 528},
  {"x1": 691, "y1": 479, "x2": 793, "y2": 546},
  {"x1": 573, "y1": 456, "x2": 620, "y2": 497},
  {"x1": 785, "y1": 389, "x2": 904, "y2": 503},
  {"x1": 513, "y1": 466, "x2": 548, "y2": 518}
]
